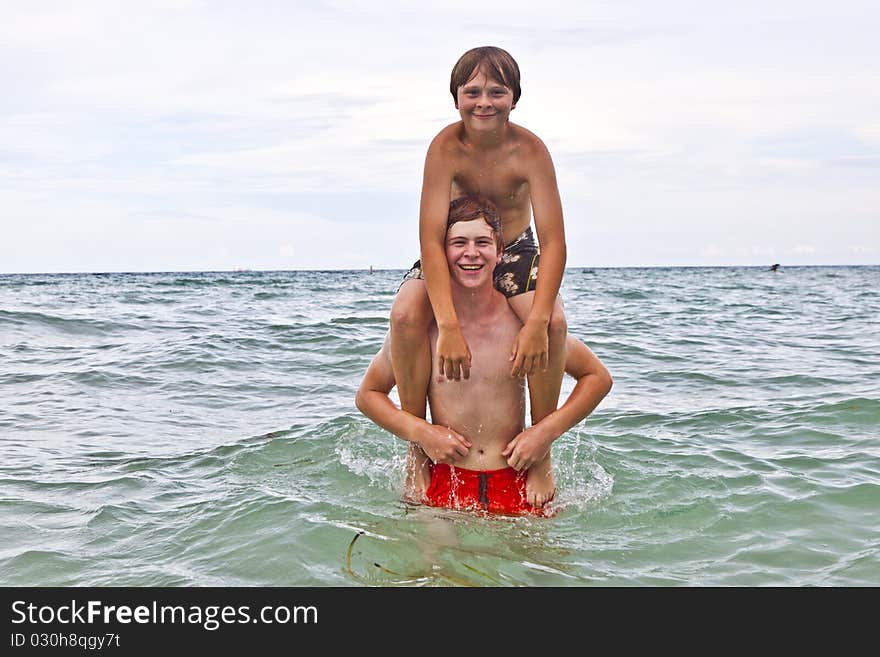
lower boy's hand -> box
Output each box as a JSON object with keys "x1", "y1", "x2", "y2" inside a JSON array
[
  {"x1": 416, "y1": 423, "x2": 471, "y2": 465},
  {"x1": 509, "y1": 320, "x2": 549, "y2": 377},
  {"x1": 501, "y1": 425, "x2": 553, "y2": 472},
  {"x1": 436, "y1": 325, "x2": 472, "y2": 381}
]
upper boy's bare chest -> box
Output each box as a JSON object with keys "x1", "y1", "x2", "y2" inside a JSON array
[{"x1": 450, "y1": 151, "x2": 531, "y2": 217}]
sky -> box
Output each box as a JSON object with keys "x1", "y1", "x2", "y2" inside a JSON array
[{"x1": 1, "y1": 0, "x2": 878, "y2": 273}]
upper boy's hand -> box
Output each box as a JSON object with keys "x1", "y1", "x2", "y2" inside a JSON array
[
  {"x1": 509, "y1": 320, "x2": 549, "y2": 377},
  {"x1": 415, "y1": 423, "x2": 471, "y2": 465},
  {"x1": 436, "y1": 325, "x2": 472, "y2": 381}
]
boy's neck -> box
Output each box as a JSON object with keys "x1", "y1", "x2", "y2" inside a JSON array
[
  {"x1": 451, "y1": 281, "x2": 503, "y2": 324},
  {"x1": 462, "y1": 121, "x2": 510, "y2": 150}
]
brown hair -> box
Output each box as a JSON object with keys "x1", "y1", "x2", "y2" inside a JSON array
[
  {"x1": 449, "y1": 46, "x2": 521, "y2": 104},
  {"x1": 447, "y1": 195, "x2": 503, "y2": 246}
]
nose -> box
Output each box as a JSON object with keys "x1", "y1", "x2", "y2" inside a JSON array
[{"x1": 463, "y1": 241, "x2": 479, "y2": 257}]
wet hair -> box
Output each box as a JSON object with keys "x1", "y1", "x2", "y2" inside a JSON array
[
  {"x1": 447, "y1": 195, "x2": 503, "y2": 246},
  {"x1": 449, "y1": 46, "x2": 521, "y2": 105}
]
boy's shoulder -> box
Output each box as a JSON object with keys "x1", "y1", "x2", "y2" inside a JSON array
[
  {"x1": 508, "y1": 122, "x2": 549, "y2": 155},
  {"x1": 429, "y1": 121, "x2": 547, "y2": 153},
  {"x1": 429, "y1": 121, "x2": 464, "y2": 150}
]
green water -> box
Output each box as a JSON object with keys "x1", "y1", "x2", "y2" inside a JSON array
[{"x1": 1, "y1": 266, "x2": 878, "y2": 585}]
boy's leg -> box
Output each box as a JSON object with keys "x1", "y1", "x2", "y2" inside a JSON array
[
  {"x1": 403, "y1": 445, "x2": 432, "y2": 504},
  {"x1": 507, "y1": 293, "x2": 567, "y2": 508},
  {"x1": 390, "y1": 279, "x2": 434, "y2": 501}
]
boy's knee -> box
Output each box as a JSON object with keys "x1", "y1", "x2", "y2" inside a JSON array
[
  {"x1": 390, "y1": 298, "x2": 432, "y2": 335},
  {"x1": 548, "y1": 307, "x2": 567, "y2": 342}
]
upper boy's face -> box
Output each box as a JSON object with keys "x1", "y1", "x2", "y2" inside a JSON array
[
  {"x1": 445, "y1": 218, "x2": 502, "y2": 291},
  {"x1": 455, "y1": 67, "x2": 516, "y2": 131}
]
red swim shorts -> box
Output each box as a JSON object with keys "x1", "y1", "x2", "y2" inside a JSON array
[{"x1": 425, "y1": 463, "x2": 554, "y2": 517}]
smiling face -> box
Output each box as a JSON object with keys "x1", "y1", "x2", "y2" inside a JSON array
[
  {"x1": 445, "y1": 217, "x2": 503, "y2": 290},
  {"x1": 455, "y1": 67, "x2": 516, "y2": 131}
]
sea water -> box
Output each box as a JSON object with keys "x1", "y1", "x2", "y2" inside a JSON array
[{"x1": 1, "y1": 266, "x2": 878, "y2": 586}]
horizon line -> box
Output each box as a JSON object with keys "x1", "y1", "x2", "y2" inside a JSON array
[{"x1": 2, "y1": 263, "x2": 878, "y2": 276}]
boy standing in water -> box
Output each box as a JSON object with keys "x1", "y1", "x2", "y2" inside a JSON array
[
  {"x1": 391, "y1": 47, "x2": 568, "y2": 509},
  {"x1": 359, "y1": 197, "x2": 611, "y2": 516}
]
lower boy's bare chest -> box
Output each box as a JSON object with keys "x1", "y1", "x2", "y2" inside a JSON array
[{"x1": 466, "y1": 328, "x2": 520, "y2": 377}]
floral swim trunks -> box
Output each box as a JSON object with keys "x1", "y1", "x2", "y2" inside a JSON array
[{"x1": 399, "y1": 226, "x2": 539, "y2": 298}]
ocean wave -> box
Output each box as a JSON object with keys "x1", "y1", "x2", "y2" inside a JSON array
[{"x1": 0, "y1": 309, "x2": 142, "y2": 336}]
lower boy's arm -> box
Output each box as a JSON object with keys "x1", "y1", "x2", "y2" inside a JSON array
[
  {"x1": 533, "y1": 337, "x2": 612, "y2": 441},
  {"x1": 357, "y1": 387, "x2": 430, "y2": 444},
  {"x1": 355, "y1": 352, "x2": 427, "y2": 443},
  {"x1": 355, "y1": 350, "x2": 471, "y2": 461},
  {"x1": 502, "y1": 337, "x2": 610, "y2": 467}
]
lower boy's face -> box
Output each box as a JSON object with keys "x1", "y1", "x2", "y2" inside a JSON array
[
  {"x1": 456, "y1": 68, "x2": 515, "y2": 130},
  {"x1": 445, "y1": 219, "x2": 502, "y2": 289}
]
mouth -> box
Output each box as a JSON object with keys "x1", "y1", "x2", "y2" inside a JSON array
[
  {"x1": 473, "y1": 114, "x2": 496, "y2": 119},
  {"x1": 458, "y1": 263, "x2": 484, "y2": 272}
]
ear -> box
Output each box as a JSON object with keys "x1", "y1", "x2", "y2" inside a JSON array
[{"x1": 511, "y1": 102, "x2": 516, "y2": 111}]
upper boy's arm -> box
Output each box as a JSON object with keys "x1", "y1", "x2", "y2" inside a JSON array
[
  {"x1": 525, "y1": 137, "x2": 566, "y2": 322},
  {"x1": 419, "y1": 136, "x2": 455, "y2": 251},
  {"x1": 419, "y1": 135, "x2": 458, "y2": 327},
  {"x1": 527, "y1": 138, "x2": 566, "y2": 251}
]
